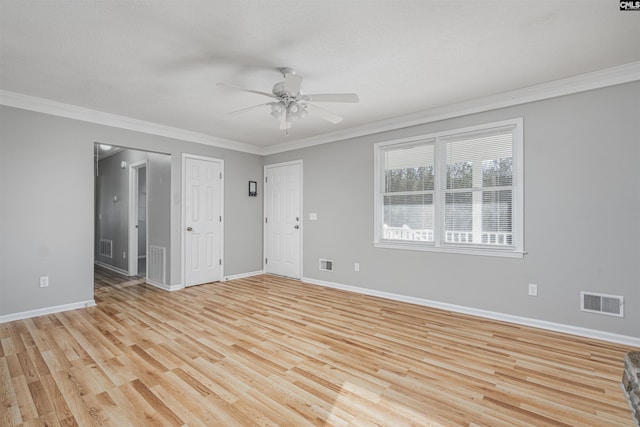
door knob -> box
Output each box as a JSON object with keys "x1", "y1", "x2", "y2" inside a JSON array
[
  {"x1": 187, "y1": 227, "x2": 193, "y2": 231},
  {"x1": 294, "y1": 225, "x2": 299, "y2": 229}
]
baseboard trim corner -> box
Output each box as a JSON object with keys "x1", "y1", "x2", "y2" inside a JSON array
[
  {"x1": 301, "y1": 276, "x2": 640, "y2": 348},
  {"x1": 146, "y1": 279, "x2": 183, "y2": 292}
]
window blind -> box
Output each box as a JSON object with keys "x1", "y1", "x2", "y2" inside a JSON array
[
  {"x1": 382, "y1": 142, "x2": 435, "y2": 242},
  {"x1": 442, "y1": 127, "x2": 514, "y2": 246}
]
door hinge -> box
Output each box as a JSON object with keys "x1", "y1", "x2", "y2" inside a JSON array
[
  {"x1": 220, "y1": 172, "x2": 222, "y2": 179},
  {"x1": 265, "y1": 177, "x2": 268, "y2": 183},
  {"x1": 219, "y1": 216, "x2": 222, "y2": 222},
  {"x1": 265, "y1": 217, "x2": 268, "y2": 223},
  {"x1": 265, "y1": 258, "x2": 268, "y2": 264},
  {"x1": 219, "y1": 259, "x2": 222, "y2": 265}
]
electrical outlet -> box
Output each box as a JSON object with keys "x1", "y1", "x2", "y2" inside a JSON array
[
  {"x1": 354, "y1": 263, "x2": 360, "y2": 272},
  {"x1": 40, "y1": 276, "x2": 49, "y2": 288},
  {"x1": 528, "y1": 283, "x2": 538, "y2": 296}
]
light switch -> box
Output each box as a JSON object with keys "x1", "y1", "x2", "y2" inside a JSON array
[{"x1": 309, "y1": 213, "x2": 318, "y2": 221}]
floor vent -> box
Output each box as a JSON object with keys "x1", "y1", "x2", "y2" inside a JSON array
[
  {"x1": 99, "y1": 239, "x2": 113, "y2": 258},
  {"x1": 319, "y1": 259, "x2": 334, "y2": 272},
  {"x1": 149, "y1": 245, "x2": 166, "y2": 285},
  {"x1": 580, "y1": 291, "x2": 624, "y2": 317}
]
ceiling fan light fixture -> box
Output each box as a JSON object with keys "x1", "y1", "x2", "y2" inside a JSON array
[
  {"x1": 270, "y1": 101, "x2": 284, "y2": 114},
  {"x1": 270, "y1": 101, "x2": 286, "y2": 120},
  {"x1": 286, "y1": 101, "x2": 309, "y2": 121}
]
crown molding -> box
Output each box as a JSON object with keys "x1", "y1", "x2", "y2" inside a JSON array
[
  {"x1": 262, "y1": 61, "x2": 640, "y2": 155},
  {"x1": 0, "y1": 90, "x2": 263, "y2": 155},
  {"x1": 2, "y1": 61, "x2": 639, "y2": 157}
]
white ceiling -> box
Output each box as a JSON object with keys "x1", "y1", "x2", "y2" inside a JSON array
[{"x1": 1, "y1": 0, "x2": 639, "y2": 153}]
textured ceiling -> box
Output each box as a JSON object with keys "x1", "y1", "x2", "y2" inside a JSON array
[{"x1": 1, "y1": 0, "x2": 639, "y2": 151}]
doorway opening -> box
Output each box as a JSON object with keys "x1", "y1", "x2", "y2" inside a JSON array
[{"x1": 94, "y1": 143, "x2": 171, "y2": 287}]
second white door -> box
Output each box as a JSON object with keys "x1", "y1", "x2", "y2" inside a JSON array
[
  {"x1": 185, "y1": 157, "x2": 223, "y2": 286},
  {"x1": 265, "y1": 162, "x2": 302, "y2": 279}
]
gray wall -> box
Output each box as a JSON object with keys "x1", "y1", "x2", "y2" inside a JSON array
[
  {"x1": 1, "y1": 82, "x2": 638, "y2": 339},
  {"x1": 95, "y1": 149, "x2": 171, "y2": 280},
  {"x1": 0, "y1": 105, "x2": 263, "y2": 316},
  {"x1": 265, "y1": 81, "x2": 640, "y2": 338}
]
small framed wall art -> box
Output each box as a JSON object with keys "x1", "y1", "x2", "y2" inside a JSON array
[{"x1": 248, "y1": 181, "x2": 257, "y2": 197}]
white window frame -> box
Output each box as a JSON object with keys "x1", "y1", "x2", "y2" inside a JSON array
[{"x1": 373, "y1": 118, "x2": 524, "y2": 258}]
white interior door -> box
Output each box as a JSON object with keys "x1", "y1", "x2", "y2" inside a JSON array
[
  {"x1": 184, "y1": 157, "x2": 223, "y2": 286},
  {"x1": 265, "y1": 162, "x2": 301, "y2": 279}
]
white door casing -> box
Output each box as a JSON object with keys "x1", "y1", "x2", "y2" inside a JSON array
[
  {"x1": 264, "y1": 161, "x2": 302, "y2": 279},
  {"x1": 128, "y1": 160, "x2": 147, "y2": 277},
  {"x1": 184, "y1": 156, "x2": 223, "y2": 286}
]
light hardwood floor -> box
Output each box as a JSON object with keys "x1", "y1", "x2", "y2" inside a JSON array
[{"x1": 1, "y1": 268, "x2": 637, "y2": 426}]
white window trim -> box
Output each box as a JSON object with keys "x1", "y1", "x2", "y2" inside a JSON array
[{"x1": 373, "y1": 118, "x2": 524, "y2": 258}]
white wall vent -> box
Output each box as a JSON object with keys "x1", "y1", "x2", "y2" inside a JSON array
[
  {"x1": 580, "y1": 292, "x2": 624, "y2": 317},
  {"x1": 319, "y1": 259, "x2": 334, "y2": 272},
  {"x1": 99, "y1": 239, "x2": 113, "y2": 258},
  {"x1": 149, "y1": 245, "x2": 166, "y2": 285}
]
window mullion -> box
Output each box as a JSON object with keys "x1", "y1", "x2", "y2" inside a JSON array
[
  {"x1": 433, "y1": 137, "x2": 442, "y2": 247},
  {"x1": 471, "y1": 151, "x2": 483, "y2": 244}
]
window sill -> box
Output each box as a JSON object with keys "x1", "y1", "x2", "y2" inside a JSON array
[{"x1": 373, "y1": 241, "x2": 525, "y2": 259}]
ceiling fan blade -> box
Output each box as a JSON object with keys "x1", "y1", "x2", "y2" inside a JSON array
[
  {"x1": 303, "y1": 93, "x2": 359, "y2": 103},
  {"x1": 284, "y1": 73, "x2": 303, "y2": 94},
  {"x1": 227, "y1": 103, "x2": 272, "y2": 116},
  {"x1": 217, "y1": 82, "x2": 277, "y2": 99},
  {"x1": 305, "y1": 103, "x2": 343, "y2": 124}
]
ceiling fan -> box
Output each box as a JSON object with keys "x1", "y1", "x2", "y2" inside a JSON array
[{"x1": 217, "y1": 68, "x2": 359, "y2": 134}]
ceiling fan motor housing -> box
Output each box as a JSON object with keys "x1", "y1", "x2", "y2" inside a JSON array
[{"x1": 272, "y1": 81, "x2": 288, "y2": 97}]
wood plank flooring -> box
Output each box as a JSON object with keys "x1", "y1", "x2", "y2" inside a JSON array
[{"x1": 1, "y1": 267, "x2": 637, "y2": 426}]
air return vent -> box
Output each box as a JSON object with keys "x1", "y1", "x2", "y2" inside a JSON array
[
  {"x1": 580, "y1": 292, "x2": 623, "y2": 317},
  {"x1": 99, "y1": 239, "x2": 113, "y2": 258},
  {"x1": 149, "y1": 245, "x2": 166, "y2": 285},
  {"x1": 319, "y1": 259, "x2": 334, "y2": 272}
]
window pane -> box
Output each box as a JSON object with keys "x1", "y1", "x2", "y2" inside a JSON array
[
  {"x1": 446, "y1": 161, "x2": 473, "y2": 190},
  {"x1": 385, "y1": 144, "x2": 434, "y2": 192},
  {"x1": 483, "y1": 157, "x2": 512, "y2": 187},
  {"x1": 445, "y1": 130, "x2": 513, "y2": 190},
  {"x1": 383, "y1": 194, "x2": 433, "y2": 241},
  {"x1": 444, "y1": 192, "x2": 472, "y2": 243},
  {"x1": 482, "y1": 190, "x2": 513, "y2": 245}
]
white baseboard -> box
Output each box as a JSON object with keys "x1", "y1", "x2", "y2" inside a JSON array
[
  {"x1": 0, "y1": 299, "x2": 97, "y2": 324},
  {"x1": 224, "y1": 270, "x2": 265, "y2": 281},
  {"x1": 95, "y1": 261, "x2": 129, "y2": 276},
  {"x1": 146, "y1": 278, "x2": 183, "y2": 292},
  {"x1": 302, "y1": 276, "x2": 640, "y2": 348}
]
